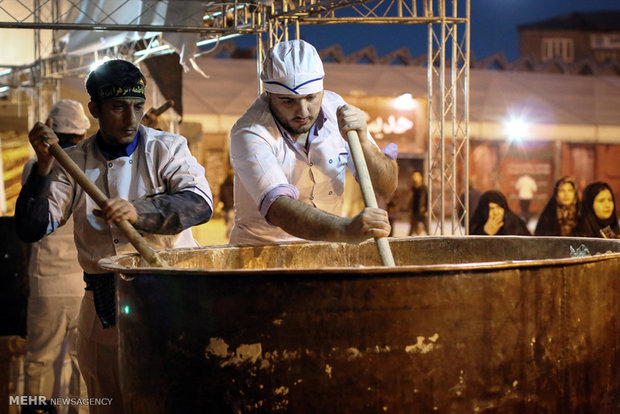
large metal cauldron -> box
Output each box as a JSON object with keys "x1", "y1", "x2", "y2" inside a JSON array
[{"x1": 98, "y1": 236, "x2": 620, "y2": 413}]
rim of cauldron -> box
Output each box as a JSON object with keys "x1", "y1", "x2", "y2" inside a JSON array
[{"x1": 97, "y1": 235, "x2": 620, "y2": 276}]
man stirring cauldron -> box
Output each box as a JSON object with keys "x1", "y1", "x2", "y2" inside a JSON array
[
  {"x1": 15, "y1": 59, "x2": 213, "y2": 413},
  {"x1": 229, "y1": 40, "x2": 398, "y2": 245}
]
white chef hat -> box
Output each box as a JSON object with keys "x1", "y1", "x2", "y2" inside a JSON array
[
  {"x1": 261, "y1": 40, "x2": 324, "y2": 95},
  {"x1": 48, "y1": 99, "x2": 91, "y2": 135}
]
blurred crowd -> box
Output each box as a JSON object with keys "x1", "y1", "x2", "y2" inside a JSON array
[{"x1": 391, "y1": 172, "x2": 619, "y2": 239}]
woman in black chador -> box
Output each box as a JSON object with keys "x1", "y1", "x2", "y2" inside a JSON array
[
  {"x1": 574, "y1": 182, "x2": 620, "y2": 238},
  {"x1": 470, "y1": 190, "x2": 531, "y2": 236},
  {"x1": 534, "y1": 176, "x2": 580, "y2": 236}
]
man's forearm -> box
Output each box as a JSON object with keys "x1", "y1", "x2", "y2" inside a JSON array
[
  {"x1": 361, "y1": 141, "x2": 398, "y2": 198},
  {"x1": 266, "y1": 196, "x2": 350, "y2": 242},
  {"x1": 15, "y1": 165, "x2": 51, "y2": 243},
  {"x1": 133, "y1": 191, "x2": 212, "y2": 235}
]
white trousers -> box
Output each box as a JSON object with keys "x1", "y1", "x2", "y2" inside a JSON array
[
  {"x1": 24, "y1": 296, "x2": 88, "y2": 414},
  {"x1": 76, "y1": 292, "x2": 125, "y2": 414}
]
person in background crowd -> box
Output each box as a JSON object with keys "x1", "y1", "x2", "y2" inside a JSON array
[
  {"x1": 515, "y1": 174, "x2": 537, "y2": 223},
  {"x1": 470, "y1": 190, "x2": 531, "y2": 236},
  {"x1": 534, "y1": 176, "x2": 580, "y2": 236},
  {"x1": 21, "y1": 100, "x2": 90, "y2": 414},
  {"x1": 15, "y1": 59, "x2": 213, "y2": 413},
  {"x1": 219, "y1": 167, "x2": 235, "y2": 238},
  {"x1": 574, "y1": 182, "x2": 619, "y2": 238},
  {"x1": 229, "y1": 40, "x2": 397, "y2": 245},
  {"x1": 408, "y1": 171, "x2": 428, "y2": 236},
  {"x1": 386, "y1": 197, "x2": 398, "y2": 237},
  {"x1": 458, "y1": 178, "x2": 482, "y2": 229}
]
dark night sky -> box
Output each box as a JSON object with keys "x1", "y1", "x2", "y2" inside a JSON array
[{"x1": 234, "y1": 0, "x2": 620, "y2": 61}]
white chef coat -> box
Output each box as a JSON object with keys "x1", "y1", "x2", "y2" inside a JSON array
[
  {"x1": 22, "y1": 159, "x2": 84, "y2": 297},
  {"x1": 45, "y1": 125, "x2": 213, "y2": 274},
  {"x1": 229, "y1": 90, "x2": 380, "y2": 245}
]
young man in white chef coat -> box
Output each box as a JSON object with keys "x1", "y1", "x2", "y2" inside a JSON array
[{"x1": 229, "y1": 40, "x2": 398, "y2": 245}]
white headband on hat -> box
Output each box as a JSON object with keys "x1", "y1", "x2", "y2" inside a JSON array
[
  {"x1": 49, "y1": 99, "x2": 91, "y2": 135},
  {"x1": 261, "y1": 40, "x2": 324, "y2": 95}
]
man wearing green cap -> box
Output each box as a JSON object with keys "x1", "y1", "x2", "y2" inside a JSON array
[{"x1": 16, "y1": 59, "x2": 213, "y2": 413}]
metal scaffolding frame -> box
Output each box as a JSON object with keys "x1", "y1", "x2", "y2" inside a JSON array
[
  {"x1": 0, "y1": 0, "x2": 470, "y2": 234},
  {"x1": 425, "y1": 0, "x2": 470, "y2": 235},
  {"x1": 0, "y1": 1, "x2": 265, "y2": 87},
  {"x1": 0, "y1": 0, "x2": 263, "y2": 33}
]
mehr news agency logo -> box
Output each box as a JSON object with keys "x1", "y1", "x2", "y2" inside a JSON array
[{"x1": 10, "y1": 395, "x2": 113, "y2": 409}]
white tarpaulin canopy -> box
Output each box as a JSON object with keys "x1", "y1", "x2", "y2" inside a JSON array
[
  {"x1": 175, "y1": 57, "x2": 620, "y2": 144},
  {"x1": 31, "y1": 51, "x2": 620, "y2": 146}
]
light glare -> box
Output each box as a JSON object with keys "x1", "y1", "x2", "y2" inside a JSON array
[
  {"x1": 392, "y1": 93, "x2": 417, "y2": 111},
  {"x1": 89, "y1": 56, "x2": 111, "y2": 72},
  {"x1": 133, "y1": 45, "x2": 169, "y2": 57},
  {"x1": 504, "y1": 117, "x2": 530, "y2": 141}
]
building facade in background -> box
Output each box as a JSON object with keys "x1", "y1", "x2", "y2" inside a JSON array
[{"x1": 518, "y1": 10, "x2": 620, "y2": 64}]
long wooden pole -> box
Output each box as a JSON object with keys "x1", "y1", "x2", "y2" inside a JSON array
[
  {"x1": 47, "y1": 142, "x2": 169, "y2": 268},
  {"x1": 150, "y1": 99, "x2": 174, "y2": 116},
  {"x1": 346, "y1": 131, "x2": 395, "y2": 267}
]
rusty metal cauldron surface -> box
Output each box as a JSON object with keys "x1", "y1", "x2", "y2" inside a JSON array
[{"x1": 98, "y1": 236, "x2": 620, "y2": 413}]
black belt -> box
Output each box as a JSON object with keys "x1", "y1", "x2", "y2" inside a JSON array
[{"x1": 84, "y1": 272, "x2": 116, "y2": 329}]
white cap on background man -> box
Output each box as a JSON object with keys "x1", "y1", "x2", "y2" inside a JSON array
[{"x1": 48, "y1": 99, "x2": 91, "y2": 135}]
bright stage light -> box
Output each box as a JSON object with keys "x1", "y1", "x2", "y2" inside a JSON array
[{"x1": 504, "y1": 116, "x2": 530, "y2": 142}]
